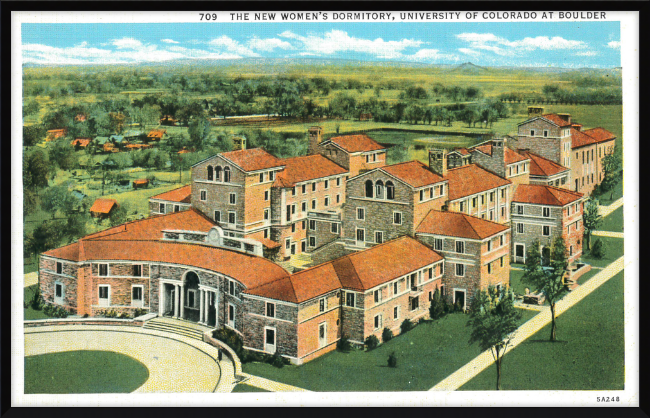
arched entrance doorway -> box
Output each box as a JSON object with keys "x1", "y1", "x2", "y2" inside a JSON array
[{"x1": 183, "y1": 271, "x2": 200, "y2": 322}]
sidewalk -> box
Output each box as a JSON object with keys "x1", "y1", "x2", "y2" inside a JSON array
[
  {"x1": 598, "y1": 197, "x2": 623, "y2": 217},
  {"x1": 24, "y1": 272, "x2": 38, "y2": 288},
  {"x1": 430, "y1": 255, "x2": 625, "y2": 391},
  {"x1": 239, "y1": 372, "x2": 310, "y2": 392},
  {"x1": 592, "y1": 230, "x2": 624, "y2": 239}
]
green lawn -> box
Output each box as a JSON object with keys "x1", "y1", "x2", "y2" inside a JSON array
[
  {"x1": 25, "y1": 350, "x2": 150, "y2": 394},
  {"x1": 24, "y1": 284, "x2": 49, "y2": 320},
  {"x1": 594, "y1": 179, "x2": 623, "y2": 206},
  {"x1": 459, "y1": 270, "x2": 624, "y2": 391},
  {"x1": 242, "y1": 310, "x2": 536, "y2": 392},
  {"x1": 582, "y1": 236, "x2": 624, "y2": 268},
  {"x1": 598, "y1": 206, "x2": 624, "y2": 233},
  {"x1": 231, "y1": 384, "x2": 270, "y2": 393}
]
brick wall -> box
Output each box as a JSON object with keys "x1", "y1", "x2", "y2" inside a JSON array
[
  {"x1": 242, "y1": 296, "x2": 299, "y2": 357},
  {"x1": 448, "y1": 185, "x2": 511, "y2": 224}
]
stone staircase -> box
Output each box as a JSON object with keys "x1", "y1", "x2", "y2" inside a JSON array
[{"x1": 143, "y1": 316, "x2": 212, "y2": 341}]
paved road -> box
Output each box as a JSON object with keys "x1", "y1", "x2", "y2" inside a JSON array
[
  {"x1": 430, "y1": 255, "x2": 625, "y2": 391},
  {"x1": 24, "y1": 325, "x2": 234, "y2": 393},
  {"x1": 598, "y1": 198, "x2": 623, "y2": 217}
]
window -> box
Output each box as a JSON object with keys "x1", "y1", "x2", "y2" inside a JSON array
[
  {"x1": 285, "y1": 239, "x2": 291, "y2": 249},
  {"x1": 54, "y1": 282, "x2": 64, "y2": 304},
  {"x1": 291, "y1": 223, "x2": 296, "y2": 233},
  {"x1": 570, "y1": 245, "x2": 574, "y2": 256},
  {"x1": 269, "y1": 171, "x2": 275, "y2": 181},
  {"x1": 336, "y1": 194, "x2": 341, "y2": 203},
  {"x1": 228, "y1": 212, "x2": 236, "y2": 224},
  {"x1": 456, "y1": 264, "x2": 465, "y2": 277},
  {"x1": 543, "y1": 226, "x2": 550, "y2": 236},
  {"x1": 428, "y1": 267, "x2": 433, "y2": 279},
  {"x1": 434, "y1": 238, "x2": 443, "y2": 251},
  {"x1": 214, "y1": 211, "x2": 221, "y2": 222},
  {"x1": 517, "y1": 223, "x2": 524, "y2": 233},
  {"x1": 337, "y1": 178, "x2": 341, "y2": 187},
  {"x1": 375, "y1": 231, "x2": 383, "y2": 244},
  {"x1": 264, "y1": 209, "x2": 269, "y2": 220},
  {"x1": 420, "y1": 190, "x2": 425, "y2": 201},
  {"x1": 265, "y1": 328, "x2": 275, "y2": 346},
  {"x1": 357, "y1": 207, "x2": 365, "y2": 220},
  {"x1": 516, "y1": 205, "x2": 523, "y2": 215},
  {"x1": 309, "y1": 237, "x2": 316, "y2": 247},
  {"x1": 374, "y1": 314, "x2": 382, "y2": 330},
  {"x1": 207, "y1": 166, "x2": 213, "y2": 181},
  {"x1": 356, "y1": 228, "x2": 365, "y2": 242},
  {"x1": 365, "y1": 180, "x2": 374, "y2": 198},
  {"x1": 56, "y1": 262, "x2": 62, "y2": 274},
  {"x1": 300, "y1": 201, "x2": 306, "y2": 212},
  {"x1": 98, "y1": 285, "x2": 110, "y2": 306},
  {"x1": 159, "y1": 203, "x2": 166, "y2": 214},
  {"x1": 174, "y1": 205, "x2": 180, "y2": 212},
  {"x1": 374, "y1": 289, "x2": 382, "y2": 304},
  {"x1": 331, "y1": 223, "x2": 339, "y2": 234},
  {"x1": 472, "y1": 197, "x2": 477, "y2": 208},
  {"x1": 302, "y1": 184, "x2": 306, "y2": 194},
  {"x1": 487, "y1": 263, "x2": 492, "y2": 274},
  {"x1": 319, "y1": 298, "x2": 327, "y2": 312},
  {"x1": 259, "y1": 173, "x2": 264, "y2": 183},
  {"x1": 309, "y1": 220, "x2": 316, "y2": 230},
  {"x1": 132, "y1": 286, "x2": 143, "y2": 306},
  {"x1": 200, "y1": 190, "x2": 207, "y2": 201},
  {"x1": 311, "y1": 199, "x2": 317, "y2": 210},
  {"x1": 410, "y1": 297, "x2": 419, "y2": 311},
  {"x1": 481, "y1": 195, "x2": 485, "y2": 205},
  {"x1": 376, "y1": 181, "x2": 384, "y2": 199},
  {"x1": 324, "y1": 196, "x2": 330, "y2": 207},
  {"x1": 501, "y1": 189, "x2": 505, "y2": 199},
  {"x1": 133, "y1": 265, "x2": 142, "y2": 277},
  {"x1": 215, "y1": 166, "x2": 222, "y2": 181},
  {"x1": 229, "y1": 193, "x2": 236, "y2": 205},
  {"x1": 324, "y1": 180, "x2": 329, "y2": 189},
  {"x1": 543, "y1": 129, "x2": 548, "y2": 137},
  {"x1": 223, "y1": 166, "x2": 231, "y2": 183},
  {"x1": 456, "y1": 241, "x2": 465, "y2": 254},
  {"x1": 393, "y1": 212, "x2": 402, "y2": 225},
  {"x1": 543, "y1": 207, "x2": 550, "y2": 217},
  {"x1": 487, "y1": 241, "x2": 492, "y2": 251},
  {"x1": 264, "y1": 229, "x2": 269, "y2": 239},
  {"x1": 459, "y1": 201, "x2": 465, "y2": 212},
  {"x1": 346, "y1": 292, "x2": 355, "y2": 307},
  {"x1": 312, "y1": 183, "x2": 316, "y2": 192},
  {"x1": 98, "y1": 264, "x2": 108, "y2": 277},
  {"x1": 266, "y1": 302, "x2": 275, "y2": 318},
  {"x1": 386, "y1": 181, "x2": 395, "y2": 200},
  {"x1": 394, "y1": 306, "x2": 399, "y2": 320},
  {"x1": 394, "y1": 282, "x2": 398, "y2": 295},
  {"x1": 490, "y1": 192, "x2": 495, "y2": 202},
  {"x1": 500, "y1": 235, "x2": 504, "y2": 246},
  {"x1": 264, "y1": 190, "x2": 269, "y2": 201},
  {"x1": 228, "y1": 280, "x2": 235, "y2": 296},
  {"x1": 302, "y1": 220, "x2": 306, "y2": 230},
  {"x1": 530, "y1": 130, "x2": 535, "y2": 136}
]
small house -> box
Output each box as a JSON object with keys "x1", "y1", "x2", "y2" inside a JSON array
[
  {"x1": 147, "y1": 129, "x2": 167, "y2": 142},
  {"x1": 46, "y1": 129, "x2": 67, "y2": 142},
  {"x1": 74, "y1": 114, "x2": 87, "y2": 122},
  {"x1": 71, "y1": 138, "x2": 91, "y2": 149},
  {"x1": 132, "y1": 179, "x2": 149, "y2": 189},
  {"x1": 89, "y1": 198, "x2": 118, "y2": 218}
]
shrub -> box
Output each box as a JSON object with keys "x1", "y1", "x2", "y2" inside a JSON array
[
  {"x1": 30, "y1": 290, "x2": 44, "y2": 311},
  {"x1": 365, "y1": 335, "x2": 380, "y2": 350},
  {"x1": 119, "y1": 312, "x2": 130, "y2": 319},
  {"x1": 400, "y1": 319, "x2": 414, "y2": 334},
  {"x1": 43, "y1": 304, "x2": 69, "y2": 318},
  {"x1": 454, "y1": 300, "x2": 464, "y2": 313},
  {"x1": 337, "y1": 334, "x2": 352, "y2": 352},
  {"x1": 212, "y1": 326, "x2": 244, "y2": 359},
  {"x1": 382, "y1": 327, "x2": 393, "y2": 343},
  {"x1": 429, "y1": 289, "x2": 445, "y2": 320},
  {"x1": 134, "y1": 308, "x2": 147, "y2": 317},
  {"x1": 83, "y1": 313, "x2": 89, "y2": 318},
  {"x1": 387, "y1": 352, "x2": 397, "y2": 368},
  {"x1": 591, "y1": 238, "x2": 607, "y2": 259},
  {"x1": 269, "y1": 352, "x2": 286, "y2": 368},
  {"x1": 105, "y1": 309, "x2": 118, "y2": 318}
]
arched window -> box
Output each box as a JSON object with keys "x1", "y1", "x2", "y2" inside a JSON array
[
  {"x1": 375, "y1": 180, "x2": 384, "y2": 199},
  {"x1": 386, "y1": 181, "x2": 395, "y2": 200},
  {"x1": 215, "y1": 166, "x2": 222, "y2": 181},
  {"x1": 207, "y1": 166, "x2": 213, "y2": 181},
  {"x1": 365, "y1": 180, "x2": 374, "y2": 198},
  {"x1": 224, "y1": 166, "x2": 231, "y2": 183}
]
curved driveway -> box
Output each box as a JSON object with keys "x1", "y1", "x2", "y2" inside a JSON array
[{"x1": 25, "y1": 325, "x2": 232, "y2": 393}]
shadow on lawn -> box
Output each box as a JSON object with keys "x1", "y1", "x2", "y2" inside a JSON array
[{"x1": 526, "y1": 339, "x2": 569, "y2": 344}]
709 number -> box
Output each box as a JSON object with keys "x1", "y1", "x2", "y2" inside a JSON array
[{"x1": 200, "y1": 13, "x2": 218, "y2": 21}]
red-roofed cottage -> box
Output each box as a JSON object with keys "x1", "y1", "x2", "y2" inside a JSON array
[{"x1": 89, "y1": 198, "x2": 118, "y2": 218}]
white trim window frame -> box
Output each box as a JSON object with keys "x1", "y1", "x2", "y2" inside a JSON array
[
  {"x1": 393, "y1": 211, "x2": 402, "y2": 225},
  {"x1": 455, "y1": 263, "x2": 465, "y2": 277},
  {"x1": 200, "y1": 189, "x2": 207, "y2": 201},
  {"x1": 131, "y1": 285, "x2": 144, "y2": 308},
  {"x1": 98, "y1": 263, "x2": 109, "y2": 277},
  {"x1": 98, "y1": 284, "x2": 110, "y2": 307},
  {"x1": 54, "y1": 281, "x2": 64, "y2": 305}
]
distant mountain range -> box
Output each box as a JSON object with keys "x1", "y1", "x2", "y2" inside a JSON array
[{"x1": 22, "y1": 58, "x2": 621, "y2": 74}]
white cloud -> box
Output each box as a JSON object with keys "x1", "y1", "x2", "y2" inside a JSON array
[
  {"x1": 576, "y1": 50, "x2": 598, "y2": 57},
  {"x1": 279, "y1": 29, "x2": 423, "y2": 58},
  {"x1": 247, "y1": 37, "x2": 293, "y2": 51},
  {"x1": 459, "y1": 48, "x2": 481, "y2": 57},
  {"x1": 456, "y1": 33, "x2": 588, "y2": 57},
  {"x1": 607, "y1": 41, "x2": 621, "y2": 49},
  {"x1": 161, "y1": 39, "x2": 179, "y2": 44},
  {"x1": 111, "y1": 37, "x2": 144, "y2": 50},
  {"x1": 208, "y1": 36, "x2": 259, "y2": 57},
  {"x1": 507, "y1": 36, "x2": 587, "y2": 50}
]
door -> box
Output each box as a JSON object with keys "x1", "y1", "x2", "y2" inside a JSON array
[
  {"x1": 454, "y1": 290, "x2": 465, "y2": 311},
  {"x1": 98, "y1": 286, "x2": 110, "y2": 307},
  {"x1": 301, "y1": 240, "x2": 306, "y2": 252},
  {"x1": 515, "y1": 244, "x2": 525, "y2": 263},
  {"x1": 132, "y1": 286, "x2": 143, "y2": 308},
  {"x1": 265, "y1": 328, "x2": 276, "y2": 353},
  {"x1": 319, "y1": 323, "x2": 327, "y2": 348},
  {"x1": 228, "y1": 304, "x2": 235, "y2": 328},
  {"x1": 291, "y1": 244, "x2": 296, "y2": 255},
  {"x1": 356, "y1": 229, "x2": 365, "y2": 246}
]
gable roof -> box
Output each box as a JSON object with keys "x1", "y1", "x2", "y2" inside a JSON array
[
  {"x1": 470, "y1": 142, "x2": 528, "y2": 165},
  {"x1": 219, "y1": 148, "x2": 285, "y2": 172},
  {"x1": 150, "y1": 185, "x2": 192, "y2": 203},
  {"x1": 416, "y1": 210, "x2": 509, "y2": 240},
  {"x1": 147, "y1": 129, "x2": 167, "y2": 139},
  {"x1": 445, "y1": 164, "x2": 511, "y2": 201},
  {"x1": 571, "y1": 128, "x2": 597, "y2": 149},
  {"x1": 71, "y1": 138, "x2": 91, "y2": 147},
  {"x1": 380, "y1": 160, "x2": 446, "y2": 188},
  {"x1": 540, "y1": 114, "x2": 573, "y2": 127},
  {"x1": 89, "y1": 198, "x2": 118, "y2": 214},
  {"x1": 518, "y1": 150, "x2": 570, "y2": 177},
  {"x1": 581, "y1": 127, "x2": 616, "y2": 143},
  {"x1": 273, "y1": 154, "x2": 348, "y2": 188},
  {"x1": 513, "y1": 184, "x2": 583, "y2": 206},
  {"x1": 326, "y1": 134, "x2": 386, "y2": 153}
]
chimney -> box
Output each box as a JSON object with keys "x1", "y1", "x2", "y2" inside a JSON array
[
  {"x1": 571, "y1": 123, "x2": 582, "y2": 132},
  {"x1": 491, "y1": 138, "x2": 506, "y2": 178},
  {"x1": 429, "y1": 149, "x2": 448, "y2": 177},
  {"x1": 557, "y1": 113, "x2": 571, "y2": 124},
  {"x1": 307, "y1": 126, "x2": 323, "y2": 155},
  {"x1": 527, "y1": 106, "x2": 544, "y2": 117}
]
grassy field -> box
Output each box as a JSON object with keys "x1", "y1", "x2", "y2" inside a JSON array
[
  {"x1": 231, "y1": 384, "x2": 270, "y2": 393},
  {"x1": 25, "y1": 350, "x2": 149, "y2": 394},
  {"x1": 595, "y1": 180, "x2": 624, "y2": 206},
  {"x1": 459, "y1": 270, "x2": 624, "y2": 391},
  {"x1": 241, "y1": 309, "x2": 536, "y2": 392},
  {"x1": 599, "y1": 206, "x2": 624, "y2": 233},
  {"x1": 582, "y1": 236, "x2": 624, "y2": 268}
]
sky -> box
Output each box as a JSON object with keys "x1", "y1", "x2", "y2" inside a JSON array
[{"x1": 21, "y1": 22, "x2": 621, "y2": 68}]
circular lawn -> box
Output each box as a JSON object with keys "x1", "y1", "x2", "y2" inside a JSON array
[{"x1": 25, "y1": 350, "x2": 149, "y2": 394}]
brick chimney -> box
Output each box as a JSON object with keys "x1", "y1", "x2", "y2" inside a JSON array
[
  {"x1": 557, "y1": 113, "x2": 571, "y2": 124},
  {"x1": 491, "y1": 138, "x2": 506, "y2": 177},
  {"x1": 571, "y1": 123, "x2": 582, "y2": 132},
  {"x1": 307, "y1": 126, "x2": 323, "y2": 155},
  {"x1": 429, "y1": 149, "x2": 448, "y2": 177}
]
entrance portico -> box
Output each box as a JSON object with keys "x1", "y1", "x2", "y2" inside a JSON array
[{"x1": 159, "y1": 276, "x2": 218, "y2": 327}]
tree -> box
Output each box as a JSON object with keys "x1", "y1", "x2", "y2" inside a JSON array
[
  {"x1": 429, "y1": 288, "x2": 446, "y2": 320},
  {"x1": 467, "y1": 286, "x2": 522, "y2": 390},
  {"x1": 601, "y1": 150, "x2": 622, "y2": 199},
  {"x1": 28, "y1": 220, "x2": 64, "y2": 256},
  {"x1": 23, "y1": 150, "x2": 50, "y2": 190},
  {"x1": 591, "y1": 238, "x2": 607, "y2": 259},
  {"x1": 24, "y1": 189, "x2": 40, "y2": 217},
  {"x1": 582, "y1": 197, "x2": 602, "y2": 250},
  {"x1": 23, "y1": 125, "x2": 46, "y2": 148},
  {"x1": 49, "y1": 140, "x2": 78, "y2": 171},
  {"x1": 109, "y1": 203, "x2": 130, "y2": 227},
  {"x1": 41, "y1": 185, "x2": 77, "y2": 219},
  {"x1": 523, "y1": 238, "x2": 568, "y2": 342},
  {"x1": 23, "y1": 99, "x2": 41, "y2": 117},
  {"x1": 188, "y1": 117, "x2": 211, "y2": 150}
]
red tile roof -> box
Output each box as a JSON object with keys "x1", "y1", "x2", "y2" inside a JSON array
[
  {"x1": 273, "y1": 155, "x2": 347, "y2": 187},
  {"x1": 416, "y1": 210, "x2": 509, "y2": 240},
  {"x1": 541, "y1": 114, "x2": 572, "y2": 127},
  {"x1": 582, "y1": 127, "x2": 616, "y2": 143},
  {"x1": 89, "y1": 198, "x2": 118, "y2": 214},
  {"x1": 132, "y1": 179, "x2": 149, "y2": 185},
  {"x1": 513, "y1": 184, "x2": 583, "y2": 206},
  {"x1": 328, "y1": 134, "x2": 386, "y2": 153},
  {"x1": 71, "y1": 138, "x2": 91, "y2": 147},
  {"x1": 147, "y1": 129, "x2": 166, "y2": 140},
  {"x1": 220, "y1": 148, "x2": 285, "y2": 172},
  {"x1": 445, "y1": 164, "x2": 511, "y2": 201},
  {"x1": 571, "y1": 128, "x2": 597, "y2": 149},
  {"x1": 518, "y1": 150, "x2": 569, "y2": 177},
  {"x1": 381, "y1": 160, "x2": 446, "y2": 188},
  {"x1": 150, "y1": 185, "x2": 191, "y2": 203},
  {"x1": 470, "y1": 143, "x2": 528, "y2": 165}
]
